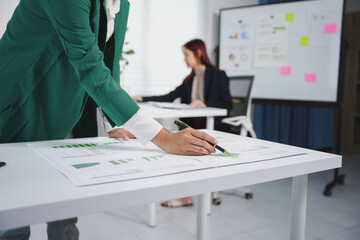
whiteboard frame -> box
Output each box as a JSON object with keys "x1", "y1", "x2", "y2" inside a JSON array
[{"x1": 218, "y1": 0, "x2": 346, "y2": 107}]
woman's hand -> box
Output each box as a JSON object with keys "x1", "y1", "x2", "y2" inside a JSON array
[
  {"x1": 108, "y1": 128, "x2": 136, "y2": 141},
  {"x1": 151, "y1": 128, "x2": 217, "y2": 156},
  {"x1": 132, "y1": 96, "x2": 143, "y2": 102},
  {"x1": 189, "y1": 100, "x2": 206, "y2": 108}
]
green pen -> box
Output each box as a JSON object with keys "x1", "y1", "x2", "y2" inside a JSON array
[{"x1": 174, "y1": 120, "x2": 230, "y2": 155}]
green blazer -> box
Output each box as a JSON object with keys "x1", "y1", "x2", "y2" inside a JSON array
[{"x1": 0, "y1": 0, "x2": 139, "y2": 143}]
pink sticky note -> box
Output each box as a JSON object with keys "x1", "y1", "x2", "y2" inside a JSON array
[
  {"x1": 305, "y1": 73, "x2": 317, "y2": 82},
  {"x1": 324, "y1": 23, "x2": 337, "y2": 33},
  {"x1": 280, "y1": 66, "x2": 292, "y2": 75}
]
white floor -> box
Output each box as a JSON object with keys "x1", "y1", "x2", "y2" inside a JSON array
[{"x1": 30, "y1": 153, "x2": 360, "y2": 240}]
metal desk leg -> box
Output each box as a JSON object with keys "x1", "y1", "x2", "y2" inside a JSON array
[
  {"x1": 148, "y1": 203, "x2": 156, "y2": 228},
  {"x1": 205, "y1": 116, "x2": 214, "y2": 215},
  {"x1": 290, "y1": 175, "x2": 308, "y2": 240},
  {"x1": 197, "y1": 193, "x2": 211, "y2": 240},
  {"x1": 206, "y1": 117, "x2": 214, "y2": 130}
]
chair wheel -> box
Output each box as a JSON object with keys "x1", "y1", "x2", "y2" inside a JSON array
[
  {"x1": 339, "y1": 177, "x2": 345, "y2": 185},
  {"x1": 245, "y1": 193, "x2": 253, "y2": 199},
  {"x1": 212, "y1": 197, "x2": 222, "y2": 205},
  {"x1": 323, "y1": 189, "x2": 332, "y2": 196}
]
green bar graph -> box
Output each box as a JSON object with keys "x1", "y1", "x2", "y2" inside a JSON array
[
  {"x1": 214, "y1": 153, "x2": 239, "y2": 158},
  {"x1": 52, "y1": 141, "x2": 125, "y2": 149},
  {"x1": 72, "y1": 162, "x2": 100, "y2": 169}
]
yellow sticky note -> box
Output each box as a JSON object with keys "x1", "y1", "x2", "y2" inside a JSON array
[
  {"x1": 300, "y1": 37, "x2": 309, "y2": 46},
  {"x1": 286, "y1": 13, "x2": 294, "y2": 22}
]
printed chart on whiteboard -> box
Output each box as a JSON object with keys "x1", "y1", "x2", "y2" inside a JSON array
[{"x1": 219, "y1": 0, "x2": 344, "y2": 103}]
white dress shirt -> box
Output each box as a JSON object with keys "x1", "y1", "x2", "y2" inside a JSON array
[{"x1": 100, "y1": 0, "x2": 163, "y2": 145}]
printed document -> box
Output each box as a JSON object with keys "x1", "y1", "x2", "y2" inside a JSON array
[{"x1": 28, "y1": 131, "x2": 306, "y2": 186}]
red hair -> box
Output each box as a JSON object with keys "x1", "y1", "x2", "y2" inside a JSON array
[{"x1": 183, "y1": 39, "x2": 216, "y2": 83}]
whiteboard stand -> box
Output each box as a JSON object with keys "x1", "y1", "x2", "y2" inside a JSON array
[{"x1": 323, "y1": 39, "x2": 348, "y2": 196}]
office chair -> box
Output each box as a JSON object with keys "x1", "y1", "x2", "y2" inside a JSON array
[
  {"x1": 212, "y1": 76, "x2": 256, "y2": 205},
  {"x1": 222, "y1": 75, "x2": 256, "y2": 138}
]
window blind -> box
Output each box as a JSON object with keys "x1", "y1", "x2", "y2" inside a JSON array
[{"x1": 121, "y1": 0, "x2": 206, "y2": 96}]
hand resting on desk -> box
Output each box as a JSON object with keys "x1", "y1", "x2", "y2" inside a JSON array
[{"x1": 108, "y1": 128, "x2": 136, "y2": 140}]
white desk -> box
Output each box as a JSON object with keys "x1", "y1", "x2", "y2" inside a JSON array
[
  {"x1": 138, "y1": 103, "x2": 228, "y2": 229},
  {"x1": 0, "y1": 131, "x2": 341, "y2": 240},
  {"x1": 138, "y1": 102, "x2": 228, "y2": 130}
]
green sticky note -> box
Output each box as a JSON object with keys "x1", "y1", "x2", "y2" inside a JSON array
[
  {"x1": 300, "y1": 37, "x2": 309, "y2": 46},
  {"x1": 286, "y1": 13, "x2": 294, "y2": 22}
]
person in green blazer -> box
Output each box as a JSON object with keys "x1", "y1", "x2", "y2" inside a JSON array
[{"x1": 0, "y1": 0, "x2": 218, "y2": 239}]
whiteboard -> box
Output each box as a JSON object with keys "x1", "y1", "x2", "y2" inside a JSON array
[{"x1": 219, "y1": 0, "x2": 344, "y2": 104}]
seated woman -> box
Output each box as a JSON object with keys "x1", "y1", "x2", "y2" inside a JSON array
[
  {"x1": 133, "y1": 38, "x2": 232, "y2": 130},
  {"x1": 133, "y1": 39, "x2": 233, "y2": 207}
]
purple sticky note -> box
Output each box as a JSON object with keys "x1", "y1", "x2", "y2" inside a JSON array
[
  {"x1": 305, "y1": 73, "x2": 317, "y2": 82},
  {"x1": 280, "y1": 66, "x2": 292, "y2": 75},
  {"x1": 324, "y1": 23, "x2": 337, "y2": 33}
]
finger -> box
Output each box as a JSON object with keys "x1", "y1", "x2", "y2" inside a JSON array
[
  {"x1": 187, "y1": 144, "x2": 212, "y2": 155},
  {"x1": 188, "y1": 135, "x2": 215, "y2": 153},
  {"x1": 119, "y1": 132, "x2": 130, "y2": 141},
  {"x1": 190, "y1": 129, "x2": 218, "y2": 145},
  {"x1": 180, "y1": 129, "x2": 214, "y2": 153},
  {"x1": 127, "y1": 132, "x2": 136, "y2": 139}
]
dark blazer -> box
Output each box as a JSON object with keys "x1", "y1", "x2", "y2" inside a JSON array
[{"x1": 143, "y1": 66, "x2": 233, "y2": 130}]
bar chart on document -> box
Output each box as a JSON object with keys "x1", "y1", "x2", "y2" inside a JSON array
[
  {"x1": 28, "y1": 138, "x2": 212, "y2": 186},
  {"x1": 28, "y1": 133, "x2": 307, "y2": 187}
]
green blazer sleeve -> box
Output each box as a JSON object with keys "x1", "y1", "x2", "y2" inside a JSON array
[{"x1": 44, "y1": 0, "x2": 139, "y2": 126}]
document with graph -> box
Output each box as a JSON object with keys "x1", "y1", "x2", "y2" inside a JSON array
[
  {"x1": 192, "y1": 130, "x2": 307, "y2": 168},
  {"x1": 28, "y1": 132, "x2": 307, "y2": 186},
  {"x1": 27, "y1": 137, "x2": 212, "y2": 186}
]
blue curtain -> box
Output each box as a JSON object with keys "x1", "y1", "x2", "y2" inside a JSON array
[{"x1": 254, "y1": 0, "x2": 334, "y2": 149}]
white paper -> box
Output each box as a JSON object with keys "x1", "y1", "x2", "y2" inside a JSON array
[
  {"x1": 148, "y1": 101, "x2": 193, "y2": 110},
  {"x1": 306, "y1": 11, "x2": 334, "y2": 47},
  {"x1": 220, "y1": 18, "x2": 255, "y2": 70},
  {"x1": 28, "y1": 133, "x2": 306, "y2": 187},
  {"x1": 254, "y1": 14, "x2": 289, "y2": 67}
]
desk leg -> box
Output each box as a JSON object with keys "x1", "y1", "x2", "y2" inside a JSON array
[
  {"x1": 205, "y1": 116, "x2": 214, "y2": 215},
  {"x1": 148, "y1": 203, "x2": 156, "y2": 228},
  {"x1": 290, "y1": 175, "x2": 308, "y2": 240},
  {"x1": 206, "y1": 117, "x2": 214, "y2": 130},
  {"x1": 197, "y1": 193, "x2": 211, "y2": 240}
]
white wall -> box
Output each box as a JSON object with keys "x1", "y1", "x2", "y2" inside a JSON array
[
  {"x1": 205, "y1": 0, "x2": 259, "y2": 63},
  {"x1": 0, "y1": 0, "x2": 20, "y2": 37}
]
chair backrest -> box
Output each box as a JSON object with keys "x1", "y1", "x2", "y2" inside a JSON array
[{"x1": 228, "y1": 76, "x2": 254, "y2": 117}]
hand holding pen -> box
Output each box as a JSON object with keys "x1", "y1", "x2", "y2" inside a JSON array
[
  {"x1": 174, "y1": 120, "x2": 230, "y2": 155},
  {"x1": 151, "y1": 126, "x2": 218, "y2": 156}
]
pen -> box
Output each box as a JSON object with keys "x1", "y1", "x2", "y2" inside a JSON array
[
  {"x1": 174, "y1": 120, "x2": 230, "y2": 155},
  {"x1": 0, "y1": 162, "x2": 6, "y2": 168}
]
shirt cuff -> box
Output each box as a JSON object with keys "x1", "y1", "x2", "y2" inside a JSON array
[
  {"x1": 98, "y1": 108, "x2": 122, "y2": 133},
  {"x1": 121, "y1": 108, "x2": 163, "y2": 145}
]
